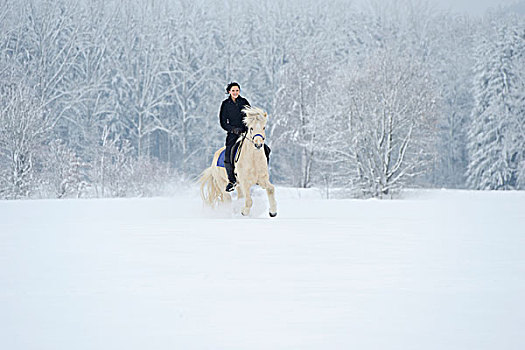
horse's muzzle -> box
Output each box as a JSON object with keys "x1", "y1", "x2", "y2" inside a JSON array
[{"x1": 255, "y1": 143, "x2": 263, "y2": 150}]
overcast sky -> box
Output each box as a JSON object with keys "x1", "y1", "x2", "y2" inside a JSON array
[
  {"x1": 354, "y1": 0, "x2": 518, "y2": 16},
  {"x1": 436, "y1": 0, "x2": 516, "y2": 15}
]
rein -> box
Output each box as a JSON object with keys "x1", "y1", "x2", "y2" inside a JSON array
[{"x1": 234, "y1": 131, "x2": 265, "y2": 163}]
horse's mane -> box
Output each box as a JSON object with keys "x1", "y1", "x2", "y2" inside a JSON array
[{"x1": 242, "y1": 106, "x2": 267, "y2": 127}]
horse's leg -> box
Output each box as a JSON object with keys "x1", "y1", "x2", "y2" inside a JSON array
[
  {"x1": 237, "y1": 185, "x2": 244, "y2": 199},
  {"x1": 240, "y1": 182, "x2": 253, "y2": 216},
  {"x1": 260, "y1": 179, "x2": 277, "y2": 217}
]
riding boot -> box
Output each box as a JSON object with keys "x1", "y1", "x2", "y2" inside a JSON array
[{"x1": 224, "y1": 163, "x2": 236, "y2": 192}]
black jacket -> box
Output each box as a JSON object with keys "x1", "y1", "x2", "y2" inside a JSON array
[{"x1": 219, "y1": 96, "x2": 250, "y2": 133}]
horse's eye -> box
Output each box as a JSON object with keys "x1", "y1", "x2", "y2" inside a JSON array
[{"x1": 250, "y1": 127, "x2": 253, "y2": 132}]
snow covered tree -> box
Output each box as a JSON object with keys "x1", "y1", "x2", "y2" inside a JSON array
[
  {"x1": 332, "y1": 48, "x2": 439, "y2": 198},
  {"x1": 56, "y1": 0, "x2": 120, "y2": 165},
  {"x1": 0, "y1": 82, "x2": 49, "y2": 199},
  {"x1": 38, "y1": 139, "x2": 88, "y2": 198},
  {"x1": 89, "y1": 126, "x2": 174, "y2": 198},
  {"x1": 2, "y1": 0, "x2": 523, "y2": 198},
  {"x1": 19, "y1": 0, "x2": 82, "y2": 126},
  {"x1": 161, "y1": 2, "x2": 219, "y2": 174},
  {"x1": 108, "y1": 10, "x2": 167, "y2": 159},
  {"x1": 271, "y1": 9, "x2": 338, "y2": 187},
  {"x1": 422, "y1": 14, "x2": 476, "y2": 188},
  {"x1": 89, "y1": 126, "x2": 134, "y2": 197},
  {"x1": 467, "y1": 17, "x2": 525, "y2": 190},
  {"x1": 512, "y1": 25, "x2": 525, "y2": 188}
]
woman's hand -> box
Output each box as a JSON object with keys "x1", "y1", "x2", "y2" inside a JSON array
[{"x1": 232, "y1": 127, "x2": 244, "y2": 135}]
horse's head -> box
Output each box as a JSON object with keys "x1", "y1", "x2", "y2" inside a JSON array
[{"x1": 243, "y1": 106, "x2": 267, "y2": 150}]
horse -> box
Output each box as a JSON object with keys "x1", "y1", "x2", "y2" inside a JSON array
[{"x1": 198, "y1": 106, "x2": 277, "y2": 217}]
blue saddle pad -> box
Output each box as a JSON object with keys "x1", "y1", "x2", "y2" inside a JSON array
[
  {"x1": 217, "y1": 149, "x2": 226, "y2": 167},
  {"x1": 216, "y1": 143, "x2": 241, "y2": 168}
]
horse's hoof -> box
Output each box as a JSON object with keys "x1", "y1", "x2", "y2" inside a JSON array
[{"x1": 269, "y1": 212, "x2": 277, "y2": 217}]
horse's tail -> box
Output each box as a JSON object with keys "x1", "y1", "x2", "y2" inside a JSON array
[{"x1": 198, "y1": 166, "x2": 224, "y2": 207}]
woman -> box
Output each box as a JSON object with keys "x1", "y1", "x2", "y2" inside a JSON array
[{"x1": 219, "y1": 82, "x2": 251, "y2": 192}]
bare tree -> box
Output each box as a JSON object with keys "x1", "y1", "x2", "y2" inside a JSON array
[
  {"x1": 333, "y1": 48, "x2": 439, "y2": 198},
  {"x1": 38, "y1": 139, "x2": 88, "y2": 198},
  {"x1": 162, "y1": 3, "x2": 217, "y2": 173},
  {"x1": 271, "y1": 9, "x2": 337, "y2": 187},
  {"x1": 0, "y1": 83, "x2": 49, "y2": 198},
  {"x1": 109, "y1": 13, "x2": 168, "y2": 159}
]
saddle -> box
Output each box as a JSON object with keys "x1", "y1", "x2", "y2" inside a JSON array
[
  {"x1": 216, "y1": 138, "x2": 271, "y2": 168},
  {"x1": 216, "y1": 139, "x2": 242, "y2": 168}
]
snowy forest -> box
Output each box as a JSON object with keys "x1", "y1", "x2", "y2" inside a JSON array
[{"x1": 0, "y1": 0, "x2": 524, "y2": 199}]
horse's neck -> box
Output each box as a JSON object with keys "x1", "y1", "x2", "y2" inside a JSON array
[{"x1": 239, "y1": 140, "x2": 265, "y2": 164}]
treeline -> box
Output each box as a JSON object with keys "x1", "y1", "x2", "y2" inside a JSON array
[{"x1": 0, "y1": 0, "x2": 524, "y2": 199}]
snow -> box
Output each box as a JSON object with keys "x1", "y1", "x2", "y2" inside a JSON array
[{"x1": 1, "y1": 188, "x2": 524, "y2": 349}]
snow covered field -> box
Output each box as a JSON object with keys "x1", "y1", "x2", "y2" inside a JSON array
[{"x1": 1, "y1": 188, "x2": 524, "y2": 350}]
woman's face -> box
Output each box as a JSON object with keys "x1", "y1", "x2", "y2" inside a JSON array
[{"x1": 229, "y1": 86, "x2": 240, "y2": 100}]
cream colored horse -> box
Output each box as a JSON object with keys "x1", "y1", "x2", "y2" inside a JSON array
[{"x1": 199, "y1": 106, "x2": 277, "y2": 217}]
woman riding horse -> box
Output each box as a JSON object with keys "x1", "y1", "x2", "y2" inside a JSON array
[
  {"x1": 219, "y1": 82, "x2": 250, "y2": 192},
  {"x1": 200, "y1": 106, "x2": 277, "y2": 217},
  {"x1": 219, "y1": 82, "x2": 270, "y2": 192}
]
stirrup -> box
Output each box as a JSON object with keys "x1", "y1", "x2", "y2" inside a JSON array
[{"x1": 225, "y1": 182, "x2": 236, "y2": 192}]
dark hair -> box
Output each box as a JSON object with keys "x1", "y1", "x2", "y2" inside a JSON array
[{"x1": 226, "y1": 82, "x2": 240, "y2": 93}]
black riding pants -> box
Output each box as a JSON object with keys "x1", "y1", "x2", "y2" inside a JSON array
[{"x1": 224, "y1": 133, "x2": 239, "y2": 167}]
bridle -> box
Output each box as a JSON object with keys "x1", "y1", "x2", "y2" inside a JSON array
[
  {"x1": 233, "y1": 130, "x2": 263, "y2": 165},
  {"x1": 252, "y1": 133, "x2": 265, "y2": 142},
  {"x1": 242, "y1": 130, "x2": 265, "y2": 149}
]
